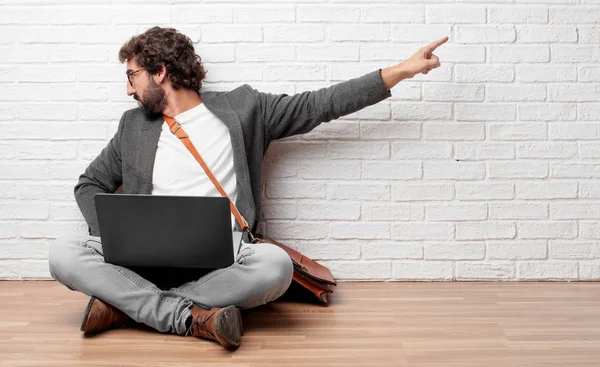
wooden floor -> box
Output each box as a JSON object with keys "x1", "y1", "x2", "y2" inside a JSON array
[{"x1": 1, "y1": 281, "x2": 600, "y2": 367}]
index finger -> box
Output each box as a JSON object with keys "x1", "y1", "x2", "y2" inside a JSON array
[{"x1": 424, "y1": 36, "x2": 449, "y2": 54}]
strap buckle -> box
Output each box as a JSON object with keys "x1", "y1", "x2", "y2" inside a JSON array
[
  {"x1": 169, "y1": 120, "x2": 182, "y2": 135},
  {"x1": 245, "y1": 228, "x2": 256, "y2": 243}
]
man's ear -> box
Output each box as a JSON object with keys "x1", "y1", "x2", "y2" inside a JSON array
[{"x1": 154, "y1": 64, "x2": 167, "y2": 84}]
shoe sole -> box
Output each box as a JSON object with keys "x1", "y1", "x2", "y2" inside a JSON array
[
  {"x1": 80, "y1": 296, "x2": 97, "y2": 333},
  {"x1": 215, "y1": 306, "x2": 243, "y2": 348}
]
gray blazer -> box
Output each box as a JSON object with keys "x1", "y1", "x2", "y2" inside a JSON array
[{"x1": 75, "y1": 68, "x2": 392, "y2": 242}]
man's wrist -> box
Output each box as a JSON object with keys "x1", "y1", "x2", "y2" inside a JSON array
[{"x1": 380, "y1": 64, "x2": 410, "y2": 91}]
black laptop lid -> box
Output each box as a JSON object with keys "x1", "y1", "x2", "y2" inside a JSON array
[{"x1": 94, "y1": 193, "x2": 235, "y2": 269}]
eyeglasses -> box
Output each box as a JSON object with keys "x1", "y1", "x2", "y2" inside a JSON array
[{"x1": 126, "y1": 68, "x2": 145, "y2": 86}]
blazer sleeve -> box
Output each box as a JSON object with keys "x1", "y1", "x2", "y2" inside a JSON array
[
  {"x1": 74, "y1": 111, "x2": 127, "y2": 236},
  {"x1": 244, "y1": 68, "x2": 392, "y2": 143}
]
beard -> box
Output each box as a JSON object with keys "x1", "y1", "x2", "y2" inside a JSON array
[{"x1": 135, "y1": 76, "x2": 168, "y2": 119}]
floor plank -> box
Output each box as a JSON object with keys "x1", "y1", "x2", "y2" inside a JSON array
[{"x1": 1, "y1": 281, "x2": 600, "y2": 366}]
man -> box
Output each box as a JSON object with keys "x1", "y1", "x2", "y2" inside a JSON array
[{"x1": 48, "y1": 26, "x2": 447, "y2": 349}]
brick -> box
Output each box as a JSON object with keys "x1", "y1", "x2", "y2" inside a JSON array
[
  {"x1": 0, "y1": 201, "x2": 49, "y2": 220},
  {"x1": 0, "y1": 240, "x2": 49, "y2": 259},
  {"x1": 201, "y1": 26, "x2": 262, "y2": 43},
  {"x1": 266, "y1": 180, "x2": 325, "y2": 199},
  {"x1": 236, "y1": 45, "x2": 295, "y2": 62},
  {"x1": 361, "y1": 203, "x2": 423, "y2": 222},
  {"x1": 550, "y1": 202, "x2": 600, "y2": 219},
  {"x1": 263, "y1": 65, "x2": 326, "y2": 82},
  {"x1": 363, "y1": 241, "x2": 423, "y2": 259},
  {"x1": 423, "y1": 161, "x2": 485, "y2": 180},
  {"x1": 455, "y1": 143, "x2": 515, "y2": 160},
  {"x1": 580, "y1": 262, "x2": 600, "y2": 280},
  {"x1": 488, "y1": 6, "x2": 548, "y2": 23},
  {"x1": 361, "y1": 122, "x2": 420, "y2": 141},
  {"x1": 580, "y1": 221, "x2": 600, "y2": 239},
  {"x1": 517, "y1": 261, "x2": 577, "y2": 280},
  {"x1": 488, "y1": 161, "x2": 548, "y2": 179},
  {"x1": 391, "y1": 142, "x2": 452, "y2": 160},
  {"x1": 489, "y1": 202, "x2": 548, "y2": 220},
  {"x1": 455, "y1": 222, "x2": 516, "y2": 240},
  {"x1": 392, "y1": 103, "x2": 452, "y2": 121},
  {"x1": 487, "y1": 241, "x2": 547, "y2": 260},
  {"x1": 580, "y1": 181, "x2": 600, "y2": 198},
  {"x1": 325, "y1": 260, "x2": 391, "y2": 280},
  {"x1": 548, "y1": 84, "x2": 600, "y2": 102},
  {"x1": 456, "y1": 64, "x2": 514, "y2": 83},
  {"x1": 422, "y1": 122, "x2": 485, "y2": 140},
  {"x1": 392, "y1": 25, "x2": 451, "y2": 42},
  {"x1": 455, "y1": 103, "x2": 516, "y2": 121},
  {"x1": 579, "y1": 104, "x2": 600, "y2": 121},
  {"x1": 393, "y1": 183, "x2": 454, "y2": 201},
  {"x1": 579, "y1": 66, "x2": 600, "y2": 82},
  {"x1": 297, "y1": 45, "x2": 359, "y2": 62},
  {"x1": 425, "y1": 203, "x2": 487, "y2": 221},
  {"x1": 330, "y1": 222, "x2": 390, "y2": 240},
  {"x1": 579, "y1": 26, "x2": 600, "y2": 43},
  {"x1": 552, "y1": 45, "x2": 600, "y2": 62},
  {"x1": 264, "y1": 25, "x2": 324, "y2": 43},
  {"x1": 455, "y1": 25, "x2": 516, "y2": 43},
  {"x1": 173, "y1": 6, "x2": 232, "y2": 23},
  {"x1": 423, "y1": 84, "x2": 484, "y2": 102},
  {"x1": 517, "y1": 25, "x2": 577, "y2": 42},
  {"x1": 516, "y1": 142, "x2": 578, "y2": 159},
  {"x1": 486, "y1": 84, "x2": 546, "y2": 102},
  {"x1": 343, "y1": 103, "x2": 391, "y2": 121},
  {"x1": 297, "y1": 6, "x2": 360, "y2": 23},
  {"x1": 456, "y1": 262, "x2": 515, "y2": 280},
  {"x1": 549, "y1": 7, "x2": 600, "y2": 24},
  {"x1": 297, "y1": 162, "x2": 360, "y2": 180},
  {"x1": 261, "y1": 200, "x2": 297, "y2": 220},
  {"x1": 293, "y1": 240, "x2": 360, "y2": 261},
  {"x1": 424, "y1": 242, "x2": 485, "y2": 260},
  {"x1": 551, "y1": 163, "x2": 600, "y2": 178},
  {"x1": 549, "y1": 122, "x2": 600, "y2": 140},
  {"x1": 489, "y1": 45, "x2": 549, "y2": 63},
  {"x1": 518, "y1": 221, "x2": 577, "y2": 239},
  {"x1": 266, "y1": 221, "x2": 328, "y2": 240},
  {"x1": 456, "y1": 182, "x2": 514, "y2": 201},
  {"x1": 517, "y1": 65, "x2": 577, "y2": 82},
  {"x1": 264, "y1": 141, "x2": 326, "y2": 163},
  {"x1": 427, "y1": 5, "x2": 486, "y2": 23},
  {"x1": 549, "y1": 241, "x2": 600, "y2": 259},
  {"x1": 363, "y1": 6, "x2": 424, "y2": 23},
  {"x1": 393, "y1": 261, "x2": 454, "y2": 280},
  {"x1": 330, "y1": 25, "x2": 390, "y2": 42},
  {"x1": 297, "y1": 201, "x2": 360, "y2": 221},
  {"x1": 327, "y1": 141, "x2": 389, "y2": 159},
  {"x1": 361, "y1": 161, "x2": 421, "y2": 180},
  {"x1": 392, "y1": 222, "x2": 453, "y2": 240}
]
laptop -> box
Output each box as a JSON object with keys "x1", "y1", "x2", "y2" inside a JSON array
[{"x1": 94, "y1": 193, "x2": 243, "y2": 270}]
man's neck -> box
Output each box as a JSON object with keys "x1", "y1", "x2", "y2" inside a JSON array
[{"x1": 162, "y1": 88, "x2": 203, "y2": 118}]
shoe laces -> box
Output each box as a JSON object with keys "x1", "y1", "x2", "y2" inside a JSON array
[{"x1": 186, "y1": 311, "x2": 216, "y2": 339}]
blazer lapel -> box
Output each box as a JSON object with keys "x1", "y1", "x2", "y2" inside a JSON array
[
  {"x1": 200, "y1": 91, "x2": 255, "y2": 211},
  {"x1": 138, "y1": 113, "x2": 163, "y2": 194}
]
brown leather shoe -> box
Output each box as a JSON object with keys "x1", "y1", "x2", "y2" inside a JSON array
[
  {"x1": 186, "y1": 305, "x2": 243, "y2": 348},
  {"x1": 80, "y1": 296, "x2": 135, "y2": 334}
]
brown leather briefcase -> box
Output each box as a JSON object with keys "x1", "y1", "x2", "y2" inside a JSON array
[{"x1": 163, "y1": 114, "x2": 337, "y2": 304}]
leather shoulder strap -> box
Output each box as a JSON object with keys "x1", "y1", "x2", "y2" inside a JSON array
[{"x1": 162, "y1": 114, "x2": 250, "y2": 233}]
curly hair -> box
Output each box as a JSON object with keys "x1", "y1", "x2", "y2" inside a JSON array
[{"x1": 119, "y1": 26, "x2": 207, "y2": 91}]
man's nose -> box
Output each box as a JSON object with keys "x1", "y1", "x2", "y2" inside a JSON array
[{"x1": 126, "y1": 82, "x2": 135, "y2": 96}]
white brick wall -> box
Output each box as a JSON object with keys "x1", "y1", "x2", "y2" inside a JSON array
[{"x1": 1, "y1": 1, "x2": 599, "y2": 281}]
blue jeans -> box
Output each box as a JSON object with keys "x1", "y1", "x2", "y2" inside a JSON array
[{"x1": 48, "y1": 235, "x2": 294, "y2": 335}]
